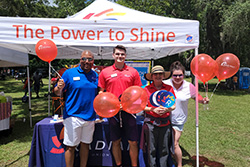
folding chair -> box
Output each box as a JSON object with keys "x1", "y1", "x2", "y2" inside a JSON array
[{"x1": 51, "y1": 96, "x2": 64, "y2": 116}]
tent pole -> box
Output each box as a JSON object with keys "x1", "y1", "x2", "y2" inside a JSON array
[
  {"x1": 26, "y1": 65, "x2": 32, "y2": 127},
  {"x1": 48, "y1": 63, "x2": 51, "y2": 116},
  {"x1": 195, "y1": 48, "x2": 199, "y2": 167}
]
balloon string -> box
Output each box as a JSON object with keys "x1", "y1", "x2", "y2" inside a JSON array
[
  {"x1": 203, "y1": 82, "x2": 209, "y2": 110},
  {"x1": 131, "y1": 113, "x2": 136, "y2": 119},
  {"x1": 49, "y1": 63, "x2": 62, "y2": 78},
  {"x1": 209, "y1": 81, "x2": 220, "y2": 101},
  {"x1": 49, "y1": 63, "x2": 63, "y2": 116},
  {"x1": 119, "y1": 111, "x2": 122, "y2": 128},
  {"x1": 205, "y1": 82, "x2": 208, "y2": 98}
]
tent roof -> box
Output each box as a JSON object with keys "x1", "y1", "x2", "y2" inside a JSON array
[
  {"x1": 69, "y1": 0, "x2": 193, "y2": 23},
  {"x1": 0, "y1": 46, "x2": 28, "y2": 67},
  {"x1": 0, "y1": 0, "x2": 199, "y2": 60}
]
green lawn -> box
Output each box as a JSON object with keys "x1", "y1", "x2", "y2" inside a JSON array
[{"x1": 0, "y1": 77, "x2": 250, "y2": 167}]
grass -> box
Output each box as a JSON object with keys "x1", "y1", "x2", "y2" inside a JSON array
[
  {"x1": 0, "y1": 77, "x2": 250, "y2": 167},
  {"x1": 0, "y1": 77, "x2": 49, "y2": 167}
]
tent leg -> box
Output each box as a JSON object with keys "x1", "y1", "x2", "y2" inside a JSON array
[
  {"x1": 26, "y1": 65, "x2": 32, "y2": 127},
  {"x1": 29, "y1": 108, "x2": 32, "y2": 128},
  {"x1": 48, "y1": 63, "x2": 51, "y2": 116},
  {"x1": 195, "y1": 48, "x2": 199, "y2": 167}
]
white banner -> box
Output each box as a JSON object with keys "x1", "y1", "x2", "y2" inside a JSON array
[{"x1": 0, "y1": 17, "x2": 198, "y2": 48}]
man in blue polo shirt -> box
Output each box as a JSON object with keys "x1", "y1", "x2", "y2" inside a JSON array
[{"x1": 54, "y1": 50, "x2": 98, "y2": 167}]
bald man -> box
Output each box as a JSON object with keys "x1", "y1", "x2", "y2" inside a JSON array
[{"x1": 54, "y1": 50, "x2": 98, "y2": 167}]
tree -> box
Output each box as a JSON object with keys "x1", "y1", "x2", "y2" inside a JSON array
[
  {"x1": 0, "y1": 0, "x2": 55, "y2": 17},
  {"x1": 118, "y1": 0, "x2": 249, "y2": 67},
  {"x1": 195, "y1": 0, "x2": 237, "y2": 59},
  {"x1": 221, "y1": 0, "x2": 250, "y2": 66},
  {"x1": 53, "y1": 0, "x2": 94, "y2": 17}
]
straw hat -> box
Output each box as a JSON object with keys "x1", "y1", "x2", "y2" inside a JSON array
[{"x1": 144, "y1": 65, "x2": 171, "y2": 81}]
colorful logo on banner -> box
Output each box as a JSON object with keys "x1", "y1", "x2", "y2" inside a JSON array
[
  {"x1": 186, "y1": 34, "x2": 194, "y2": 43},
  {"x1": 150, "y1": 90, "x2": 175, "y2": 108},
  {"x1": 50, "y1": 127, "x2": 64, "y2": 154},
  {"x1": 83, "y1": 8, "x2": 126, "y2": 20}
]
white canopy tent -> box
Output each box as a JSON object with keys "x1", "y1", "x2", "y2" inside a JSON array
[
  {"x1": 0, "y1": 47, "x2": 32, "y2": 128},
  {"x1": 0, "y1": 0, "x2": 201, "y2": 165}
]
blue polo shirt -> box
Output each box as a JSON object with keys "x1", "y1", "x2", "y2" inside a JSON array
[{"x1": 62, "y1": 66, "x2": 98, "y2": 121}]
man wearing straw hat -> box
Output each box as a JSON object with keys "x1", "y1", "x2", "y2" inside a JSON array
[{"x1": 54, "y1": 50, "x2": 98, "y2": 167}]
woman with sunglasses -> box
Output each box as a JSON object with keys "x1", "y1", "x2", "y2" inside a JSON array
[{"x1": 163, "y1": 61, "x2": 209, "y2": 167}]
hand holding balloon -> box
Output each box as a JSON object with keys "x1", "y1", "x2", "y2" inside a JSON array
[{"x1": 202, "y1": 97, "x2": 209, "y2": 104}]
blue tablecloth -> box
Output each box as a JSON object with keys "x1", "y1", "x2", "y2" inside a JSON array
[
  {"x1": 28, "y1": 116, "x2": 175, "y2": 167},
  {"x1": 29, "y1": 116, "x2": 144, "y2": 167}
]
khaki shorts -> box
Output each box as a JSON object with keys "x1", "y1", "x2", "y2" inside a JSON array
[{"x1": 63, "y1": 117, "x2": 95, "y2": 146}]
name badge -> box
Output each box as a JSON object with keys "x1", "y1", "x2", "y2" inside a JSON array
[
  {"x1": 73, "y1": 77, "x2": 80, "y2": 81},
  {"x1": 111, "y1": 73, "x2": 117, "y2": 78}
]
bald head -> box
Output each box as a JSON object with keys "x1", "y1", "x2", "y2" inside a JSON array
[{"x1": 81, "y1": 50, "x2": 94, "y2": 58}]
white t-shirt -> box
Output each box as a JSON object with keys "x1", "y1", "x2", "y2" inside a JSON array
[{"x1": 163, "y1": 79, "x2": 196, "y2": 125}]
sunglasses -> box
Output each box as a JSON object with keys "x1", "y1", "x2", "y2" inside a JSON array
[
  {"x1": 172, "y1": 74, "x2": 184, "y2": 78},
  {"x1": 81, "y1": 57, "x2": 93, "y2": 61}
]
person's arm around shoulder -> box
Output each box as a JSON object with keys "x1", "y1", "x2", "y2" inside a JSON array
[{"x1": 54, "y1": 79, "x2": 65, "y2": 96}]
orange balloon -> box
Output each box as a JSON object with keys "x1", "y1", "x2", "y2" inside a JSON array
[
  {"x1": 93, "y1": 92, "x2": 120, "y2": 118},
  {"x1": 121, "y1": 86, "x2": 148, "y2": 114},
  {"x1": 190, "y1": 54, "x2": 218, "y2": 83},
  {"x1": 35, "y1": 39, "x2": 57, "y2": 62},
  {"x1": 215, "y1": 53, "x2": 240, "y2": 81}
]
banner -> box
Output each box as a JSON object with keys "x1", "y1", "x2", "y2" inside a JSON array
[{"x1": 0, "y1": 17, "x2": 199, "y2": 48}]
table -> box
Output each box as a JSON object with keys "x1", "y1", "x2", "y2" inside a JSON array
[
  {"x1": 0, "y1": 102, "x2": 12, "y2": 131},
  {"x1": 29, "y1": 116, "x2": 175, "y2": 167},
  {"x1": 29, "y1": 116, "x2": 146, "y2": 167}
]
